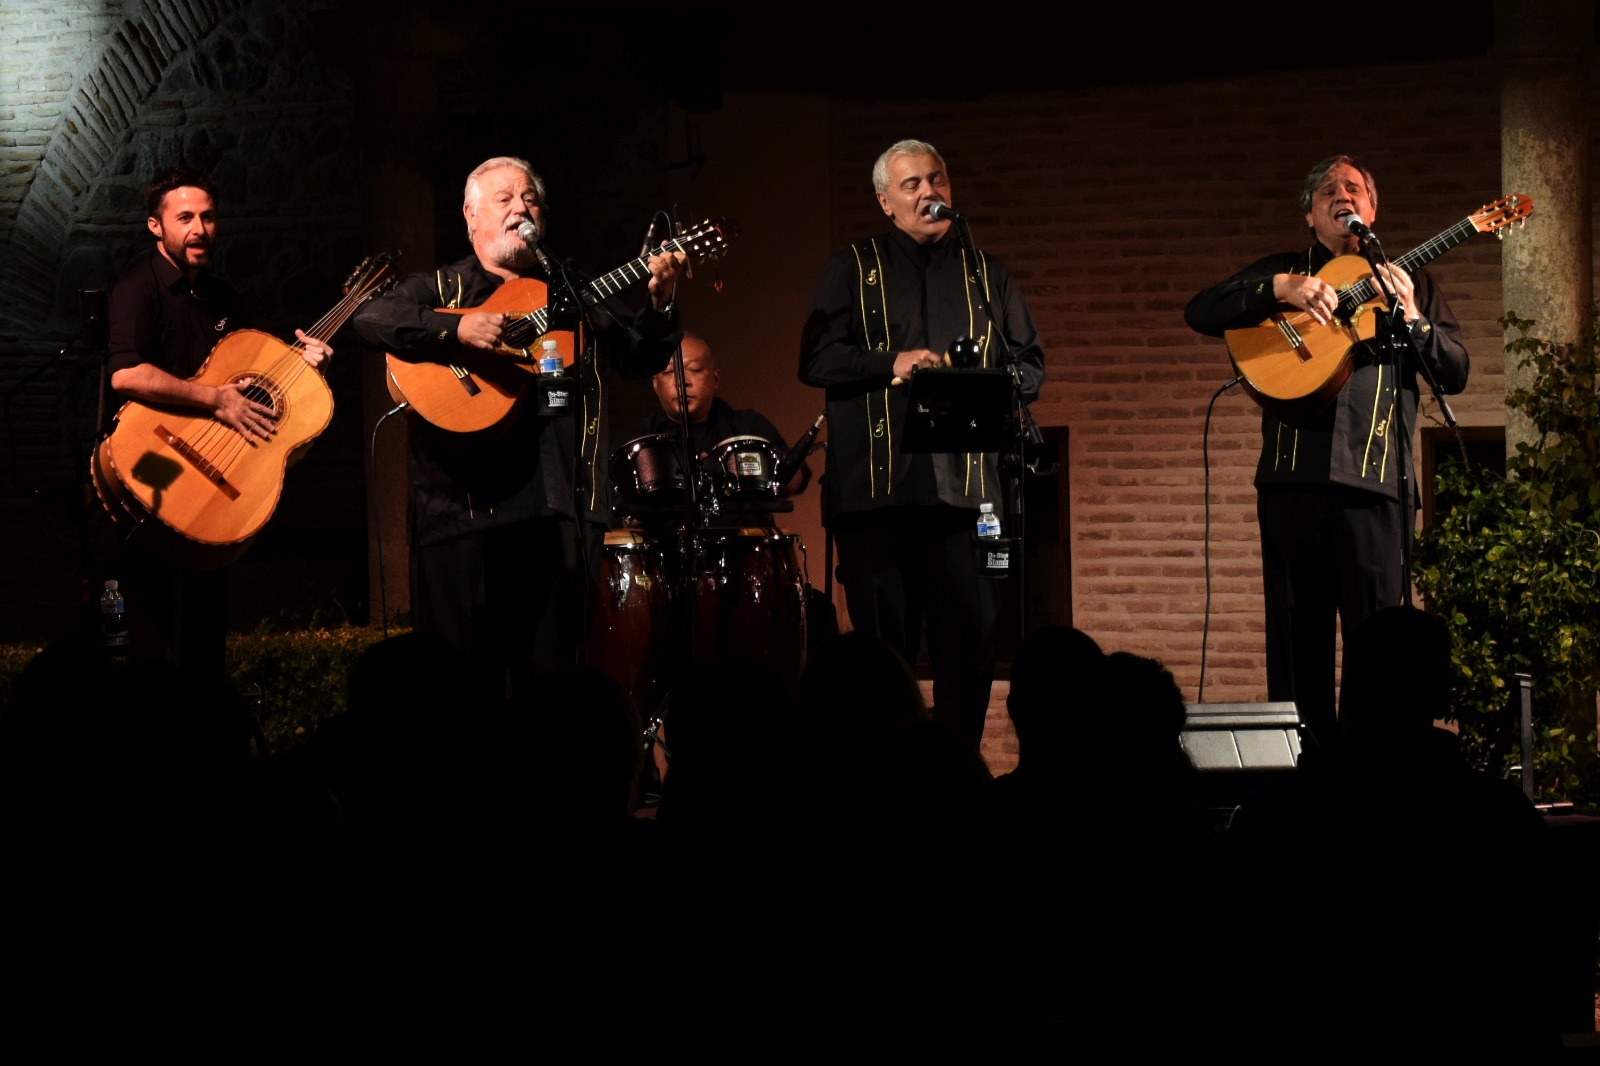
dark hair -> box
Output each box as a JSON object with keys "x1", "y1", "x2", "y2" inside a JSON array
[
  {"x1": 144, "y1": 165, "x2": 216, "y2": 219},
  {"x1": 1298, "y1": 154, "x2": 1377, "y2": 214}
]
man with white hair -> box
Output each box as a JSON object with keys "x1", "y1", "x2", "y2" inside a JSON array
[
  {"x1": 353, "y1": 156, "x2": 687, "y2": 704},
  {"x1": 799, "y1": 139, "x2": 1047, "y2": 751}
]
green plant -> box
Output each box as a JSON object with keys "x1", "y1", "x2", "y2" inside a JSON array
[
  {"x1": 1413, "y1": 307, "x2": 1600, "y2": 805},
  {"x1": 0, "y1": 622, "x2": 405, "y2": 761},
  {"x1": 228, "y1": 620, "x2": 402, "y2": 758}
]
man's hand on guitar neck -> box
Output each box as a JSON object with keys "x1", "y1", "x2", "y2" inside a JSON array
[
  {"x1": 1371, "y1": 263, "x2": 1421, "y2": 325},
  {"x1": 645, "y1": 246, "x2": 688, "y2": 310},
  {"x1": 295, "y1": 329, "x2": 334, "y2": 368}
]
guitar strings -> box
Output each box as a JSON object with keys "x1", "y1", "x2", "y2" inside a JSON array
[{"x1": 195, "y1": 267, "x2": 389, "y2": 478}]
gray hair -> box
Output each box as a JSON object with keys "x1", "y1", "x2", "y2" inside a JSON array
[
  {"x1": 871, "y1": 139, "x2": 944, "y2": 196},
  {"x1": 1298, "y1": 154, "x2": 1377, "y2": 214},
  {"x1": 463, "y1": 156, "x2": 546, "y2": 213}
]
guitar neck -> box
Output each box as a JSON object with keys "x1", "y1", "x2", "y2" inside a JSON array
[
  {"x1": 1337, "y1": 216, "x2": 1481, "y2": 313},
  {"x1": 300, "y1": 258, "x2": 397, "y2": 347},
  {"x1": 504, "y1": 237, "x2": 693, "y2": 349}
]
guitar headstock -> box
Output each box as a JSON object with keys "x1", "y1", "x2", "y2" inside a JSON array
[
  {"x1": 345, "y1": 251, "x2": 402, "y2": 302},
  {"x1": 672, "y1": 218, "x2": 742, "y2": 263},
  {"x1": 1471, "y1": 194, "x2": 1534, "y2": 238}
]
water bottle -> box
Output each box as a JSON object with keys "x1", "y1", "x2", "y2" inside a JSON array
[
  {"x1": 976, "y1": 503, "x2": 1009, "y2": 579},
  {"x1": 538, "y1": 338, "x2": 562, "y2": 375},
  {"x1": 976, "y1": 502, "x2": 1002, "y2": 539},
  {"x1": 100, "y1": 579, "x2": 128, "y2": 655}
]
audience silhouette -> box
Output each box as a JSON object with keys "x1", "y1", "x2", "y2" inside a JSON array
[
  {"x1": 1, "y1": 610, "x2": 1589, "y2": 1050},
  {"x1": 1219, "y1": 605, "x2": 1565, "y2": 1057}
]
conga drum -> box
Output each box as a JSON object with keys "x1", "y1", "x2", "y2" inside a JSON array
[
  {"x1": 686, "y1": 526, "x2": 809, "y2": 690},
  {"x1": 586, "y1": 529, "x2": 671, "y2": 718}
]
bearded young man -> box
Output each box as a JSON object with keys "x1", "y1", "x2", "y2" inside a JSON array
[{"x1": 105, "y1": 164, "x2": 332, "y2": 684}]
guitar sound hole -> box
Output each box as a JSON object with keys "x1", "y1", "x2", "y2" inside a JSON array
[{"x1": 234, "y1": 374, "x2": 285, "y2": 418}]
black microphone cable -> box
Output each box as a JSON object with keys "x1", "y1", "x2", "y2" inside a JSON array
[{"x1": 1198, "y1": 375, "x2": 1243, "y2": 703}]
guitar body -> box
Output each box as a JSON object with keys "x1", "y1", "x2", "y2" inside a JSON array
[
  {"x1": 1217, "y1": 195, "x2": 1534, "y2": 421},
  {"x1": 383, "y1": 277, "x2": 577, "y2": 435},
  {"x1": 382, "y1": 218, "x2": 741, "y2": 433},
  {"x1": 1224, "y1": 255, "x2": 1386, "y2": 422},
  {"x1": 92, "y1": 328, "x2": 334, "y2": 569}
]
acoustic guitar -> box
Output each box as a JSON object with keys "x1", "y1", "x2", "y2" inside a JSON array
[
  {"x1": 384, "y1": 218, "x2": 740, "y2": 434},
  {"x1": 1225, "y1": 194, "x2": 1533, "y2": 420},
  {"x1": 92, "y1": 253, "x2": 399, "y2": 569}
]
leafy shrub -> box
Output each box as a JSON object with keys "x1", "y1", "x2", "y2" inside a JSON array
[
  {"x1": 1413, "y1": 308, "x2": 1599, "y2": 806},
  {"x1": 0, "y1": 622, "x2": 406, "y2": 760}
]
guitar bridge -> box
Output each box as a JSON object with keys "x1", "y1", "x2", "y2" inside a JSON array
[
  {"x1": 448, "y1": 364, "x2": 481, "y2": 397},
  {"x1": 1273, "y1": 315, "x2": 1313, "y2": 364},
  {"x1": 152, "y1": 423, "x2": 241, "y2": 500}
]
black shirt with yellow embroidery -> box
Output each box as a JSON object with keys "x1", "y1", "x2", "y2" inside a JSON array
[
  {"x1": 351, "y1": 253, "x2": 678, "y2": 545},
  {"x1": 1184, "y1": 242, "x2": 1469, "y2": 500},
  {"x1": 798, "y1": 226, "x2": 1046, "y2": 523}
]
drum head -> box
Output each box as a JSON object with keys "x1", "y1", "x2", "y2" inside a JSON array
[
  {"x1": 704, "y1": 435, "x2": 780, "y2": 500},
  {"x1": 610, "y1": 433, "x2": 687, "y2": 504}
]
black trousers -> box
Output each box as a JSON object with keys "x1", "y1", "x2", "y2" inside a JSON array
[
  {"x1": 120, "y1": 539, "x2": 228, "y2": 690},
  {"x1": 411, "y1": 517, "x2": 596, "y2": 707},
  {"x1": 831, "y1": 506, "x2": 999, "y2": 750},
  {"x1": 1257, "y1": 484, "x2": 1409, "y2": 752}
]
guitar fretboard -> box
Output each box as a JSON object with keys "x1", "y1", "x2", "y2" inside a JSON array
[
  {"x1": 502, "y1": 232, "x2": 706, "y2": 351},
  {"x1": 1335, "y1": 217, "x2": 1481, "y2": 314}
]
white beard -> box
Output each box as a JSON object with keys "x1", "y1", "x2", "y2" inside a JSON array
[{"x1": 476, "y1": 226, "x2": 535, "y2": 273}]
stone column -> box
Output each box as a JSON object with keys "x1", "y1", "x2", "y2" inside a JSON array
[
  {"x1": 1495, "y1": 0, "x2": 1594, "y2": 452},
  {"x1": 1495, "y1": 0, "x2": 1598, "y2": 774}
]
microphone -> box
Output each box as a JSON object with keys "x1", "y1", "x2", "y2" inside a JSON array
[
  {"x1": 516, "y1": 221, "x2": 558, "y2": 274},
  {"x1": 638, "y1": 215, "x2": 658, "y2": 258},
  {"x1": 927, "y1": 201, "x2": 962, "y2": 223},
  {"x1": 776, "y1": 413, "x2": 825, "y2": 486},
  {"x1": 1342, "y1": 213, "x2": 1378, "y2": 243}
]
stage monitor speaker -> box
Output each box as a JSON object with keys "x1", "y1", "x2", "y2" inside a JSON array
[{"x1": 1181, "y1": 701, "x2": 1308, "y2": 824}]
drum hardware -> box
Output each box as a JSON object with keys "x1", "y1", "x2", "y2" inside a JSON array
[{"x1": 596, "y1": 433, "x2": 815, "y2": 804}]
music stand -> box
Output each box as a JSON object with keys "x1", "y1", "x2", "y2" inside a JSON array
[{"x1": 902, "y1": 368, "x2": 1012, "y2": 453}]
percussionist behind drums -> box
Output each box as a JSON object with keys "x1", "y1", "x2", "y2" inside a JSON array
[
  {"x1": 615, "y1": 329, "x2": 810, "y2": 526},
  {"x1": 593, "y1": 329, "x2": 817, "y2": 728}
]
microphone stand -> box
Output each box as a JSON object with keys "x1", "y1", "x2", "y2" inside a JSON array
[
  {"x1": 661, "y1": 336, "x2": 702, "y2": 694},
  {"x1": 1356, "y1": 231, "x2": 1417, "y2": 606},
  {"x1": 540, "y1": 243, "x2": 600, "y2": 666},
  {"x1": 947, "y1": 214, "x2": 1040, "y2": 647}
]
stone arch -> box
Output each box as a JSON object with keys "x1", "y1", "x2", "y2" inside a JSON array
[{"x1": 0, "y1": 0, "x2": 246, "y2": 336}]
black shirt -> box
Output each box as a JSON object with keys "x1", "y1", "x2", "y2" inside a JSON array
[
  {"x1": 799, "y1": 226, "x2": 1046, "y2": 522},
  {"x1": 1184, "y1": 242, "x2": 1470, "y2": 499},
  {"x1": 107, "y1": 249, "x2": 246, "y2": 379},
  {"x1": 351, "y1": 253, "x2": 679, "y2": 544}
]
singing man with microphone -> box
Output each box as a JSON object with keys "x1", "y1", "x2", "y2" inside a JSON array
[
  {"x1": 350, "y1": 155, "x2": 686, "y2": 705},
  {"x1": 798, "y1": 138, "x2": 1047, "y2": 753},
  {"x1": 1184, "y1": 154, "x2": 1470, "y2": 756}
]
